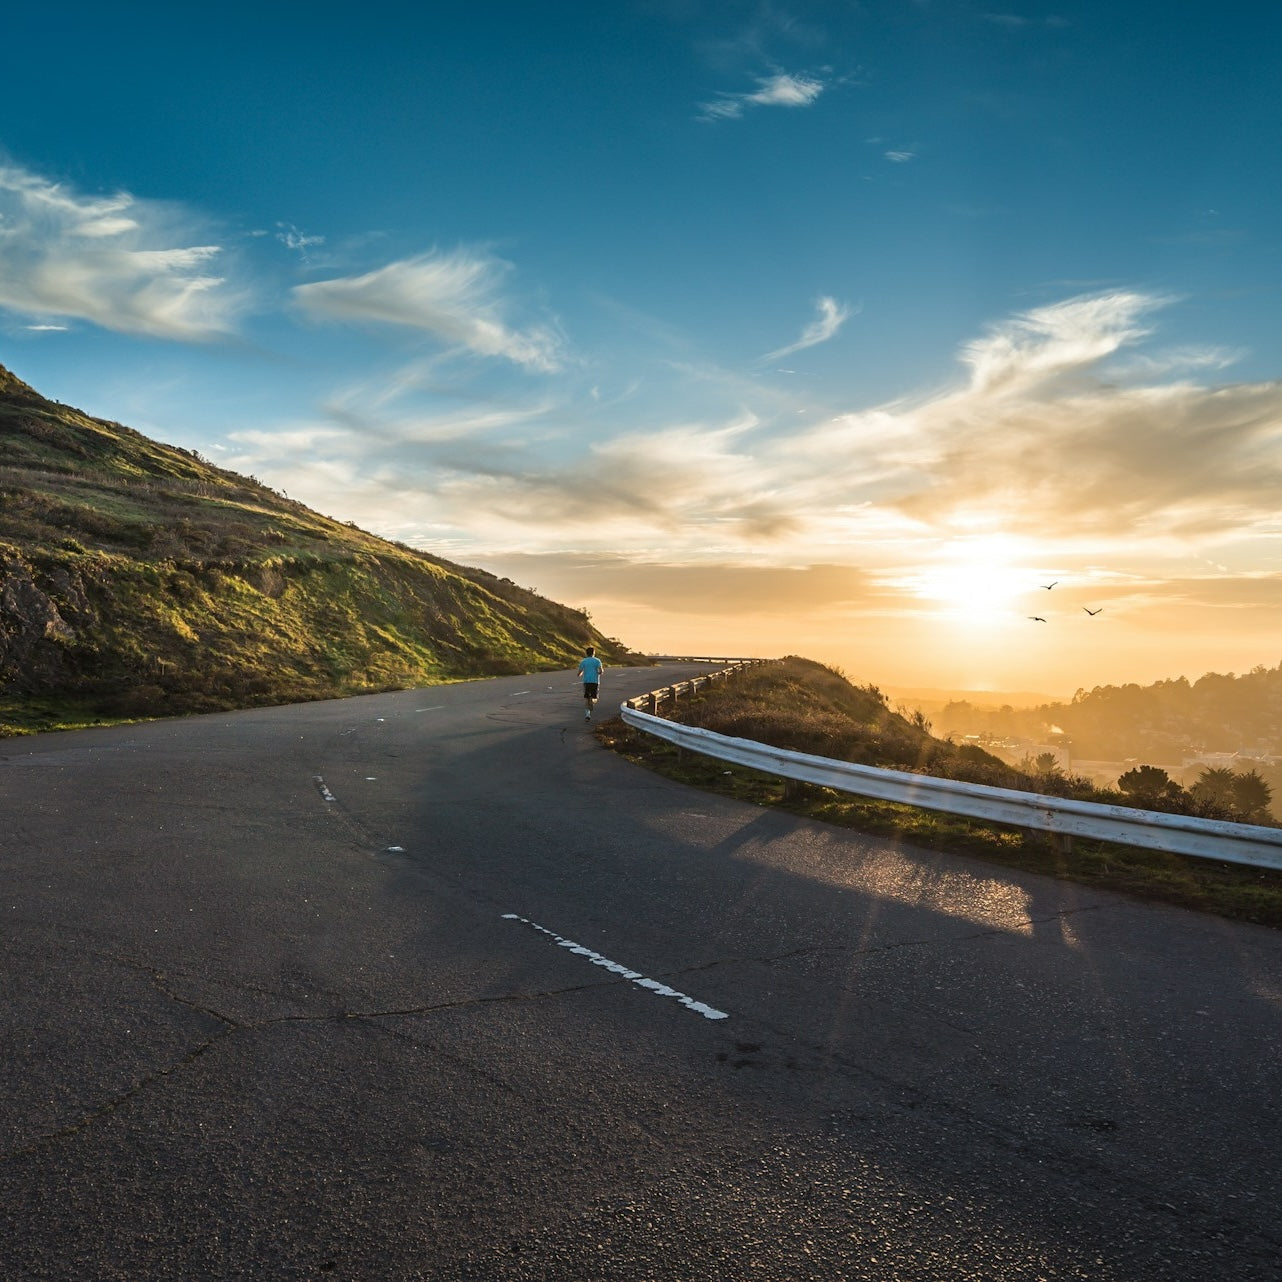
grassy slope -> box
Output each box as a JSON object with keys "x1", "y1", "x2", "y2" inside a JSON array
[
  {"x1": 0, "y1": 363, "x2": 641, "y2": 732},
  {"x1": 598, "y1": 657, "x2": 1282, "y2": 927}
]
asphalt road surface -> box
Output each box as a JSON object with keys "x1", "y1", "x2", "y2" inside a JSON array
[{"x1": 2, "y1": 663, "x2": 1280, "y2": 1281}]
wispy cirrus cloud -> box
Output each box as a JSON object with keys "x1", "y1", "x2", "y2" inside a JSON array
[
  {"x1": 698, "y1": 71, "x2": 825, "y2": 121},
  {"x1": 0, "y1": 161, "x2": 240, "y2": 340},
  {"x1": 461, "y1": 290, "x2": 1282, "y2": 558},
  {"x1": 764, "y1": 296, "x2": 853, "y2": 362},
  {"x1": 1106, "y1": 345, "x2": 1244, "y2": 379},
  {"x1": 878, "y1": 293, "x2": 1282, "y2": 543},
  {"x1": 234, "y1": 289, "x2": 1281, "y2": 599},
  {"x1": 275, "y1": 222, "x2": 325, "y2": 259},
  {"x1": 959, "y1": 290, "x2": 1163, "y2": 395},
  {"x1": 292, "y1": 248, "x2": 563, "y2": 372}
]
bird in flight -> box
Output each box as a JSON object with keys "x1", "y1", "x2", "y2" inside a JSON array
[
  {"x1": 1041, "y1": 581, "x2": 1058, "y2": 590},
  {"x1": 1029, "y1": 616, "x2": 1047, "y2": 622},
  {"x1": 1084, "y1": 607, "x2": 1103, "y2": 616}
]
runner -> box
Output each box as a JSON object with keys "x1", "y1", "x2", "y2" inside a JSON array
[{"x1": 576, "y1": 646, "x2": 603, "y2": 720}]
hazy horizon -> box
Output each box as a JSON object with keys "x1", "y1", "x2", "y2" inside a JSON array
[{"x1": 1, "y1": 2, "x2": 1278, "y2": 696}]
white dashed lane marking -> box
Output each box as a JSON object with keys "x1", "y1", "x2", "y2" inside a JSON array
[{"x1": 502, "y1": 914, "x2": 729, "y2": 1021}]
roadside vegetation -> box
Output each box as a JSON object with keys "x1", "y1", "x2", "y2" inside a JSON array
[
  {"x1": 0, "y1": 362, "x2": 641, "y2": 735},
  {"x1": 597, "y1": 657, "x2": 1282, "y2": 928}
]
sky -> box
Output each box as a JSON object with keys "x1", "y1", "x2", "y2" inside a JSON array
[{"x1": 1, "y1": 0, "x2": 1280, "y2": 699}]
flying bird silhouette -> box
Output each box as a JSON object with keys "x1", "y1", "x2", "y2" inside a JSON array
[
  {"x1": 1041, "y1": 581, "x2": 1058, "y2": 590},
  {"x1": 1084, "y1": 607, "x2": 1103, "y2": 616},
  {"x1": 1029, "y1": 616, "x2": 1047, "y2": 622}
]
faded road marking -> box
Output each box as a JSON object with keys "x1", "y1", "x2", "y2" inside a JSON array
[
  {"x1": 314, "y1": 776, "x2": 337, "y2": 803},
  {"x1": 502, "y1": 913, "x2": 728, "y2": 1021}
]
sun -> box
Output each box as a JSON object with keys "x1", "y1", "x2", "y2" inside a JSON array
[{"x1": 905, "y1": 536, "x2": 1033, "y2": 624}]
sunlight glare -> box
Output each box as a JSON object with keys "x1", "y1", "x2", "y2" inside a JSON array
[{"x1": 906, "y1": 536, "x2": 1033, "y2": 624}]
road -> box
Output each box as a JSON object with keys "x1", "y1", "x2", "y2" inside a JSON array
[{"x1": 2, "y1": 663, "x2": 1280, "y2": 1280}]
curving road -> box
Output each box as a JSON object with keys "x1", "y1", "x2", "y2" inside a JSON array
[{"x1": 2, "y1": 663, "x2": 1280, "y2": 1280}]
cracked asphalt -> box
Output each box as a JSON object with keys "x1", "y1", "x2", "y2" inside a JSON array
[{"x1": 2, "y1": 663, "x2": 1281, "y2": 1280}]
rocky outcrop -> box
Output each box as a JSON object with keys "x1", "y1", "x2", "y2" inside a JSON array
[{"x1": 0, "y1": 552, "x2": 95, "y2": 690}]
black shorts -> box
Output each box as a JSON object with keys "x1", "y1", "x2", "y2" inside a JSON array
[{"x1": 583, "y1": 682, "x2": 599, "y2": 700}]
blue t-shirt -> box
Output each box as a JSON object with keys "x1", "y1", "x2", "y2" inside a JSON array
[{"x1": 579, "y1": 656, "x2": 603, "y2": 683}]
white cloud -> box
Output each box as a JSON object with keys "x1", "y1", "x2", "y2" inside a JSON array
[
  {"x1": 698, "y1": 72, "x2": 825, "y2": 121},
  {"x1": 960, "y1": 290, "x2": 1161, "y2": 395},
  {"x1": 276, "y1": 223, "x2": 325, "y2": 257},
  {"x1": 0, "y1": 162, "x2": 240, "y2": 340},
  {"x1": 1107, "y1": 345, "x2": 1244, "y2": 379},
  {"x1": 764, "y1": 296, "x2": 853, "y2": 361},
  {"x1": 293, "y1": 249, "x2": 563, "y2": 372},
  {"x1": 228, "y1": 424, "x2": 353, "y2": 455},
  {"x1": 879, "y1": 293, "x2": 1282, "y2": 542},
  {"x1": 747, "y1": 72, "x2": 825, "y2": 107},
  {"x1": 885, "y1": 150, "x2": 916, "y2": 163}
]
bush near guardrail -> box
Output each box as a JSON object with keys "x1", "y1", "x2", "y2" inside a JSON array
[{"x1": 617, "y1": 702, "x2": 1282, "y2": 873}]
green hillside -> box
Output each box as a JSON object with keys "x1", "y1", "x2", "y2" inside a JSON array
[{"x1": 0, "y1": 363, "x2": 640, "y2": 733}]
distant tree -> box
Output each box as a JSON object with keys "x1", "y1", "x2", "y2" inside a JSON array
[
  {"x1": 1117, "y1": 765, "x2": 1185, "y2": 807},
  {"x1": 1191, "y1": 766, "x2": 1274, "y2": 821},
  {"x1": 1191, "y1": 766, "x2": 1238, "y2": 809},
  {"x1": 1231, "y1": 769, "x2": 1273, "y2": 823},
  {"x1": 1034, "y1": 752, "x2": 1059, "y2": 774}
]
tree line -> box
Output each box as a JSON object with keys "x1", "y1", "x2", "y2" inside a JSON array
[
  {"x1": 938, "y1": 662, "x2": 1282, "y2": 762},
  {"x1": 1020, "y1": 754, "x2": 1274, "y2": 824}
]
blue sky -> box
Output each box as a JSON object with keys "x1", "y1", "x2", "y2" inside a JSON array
[{"x1": 2, "y1": 1, "x2": 1280, "y2": 694}]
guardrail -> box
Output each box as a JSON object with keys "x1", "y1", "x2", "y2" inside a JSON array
[
  {"x1": 645, "y1": 655, "x2": 770, "y2": 666},
  {"x1": 617, "y1": 706, "x2": 1282, "y2": 872},
  {"x1": 623, "y1": 660, "x2": 767, "y2": 716}
]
